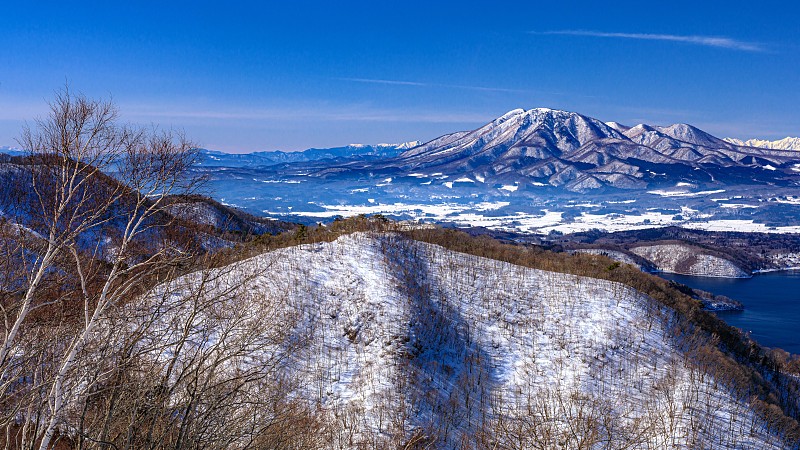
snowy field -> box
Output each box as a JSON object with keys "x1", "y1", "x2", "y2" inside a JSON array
[
  {"x1": 266, "y1": 200, "x2": 800, "y2": 235},
  {"x1": 145, "y1": 233, "x2": 787, "y2": 448}
]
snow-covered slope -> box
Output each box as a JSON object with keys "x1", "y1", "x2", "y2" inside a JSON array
[
  {"x1": 657, "y1": 123, "x2": 731, "y2": 148},
  {"x1": 152, "y1": 233, "x2": 785, "y2": 448},
  {"x1": 631, "y1": 243, "x2": 750, "y2": 278},
  {"x1": 724, "y1": 136, "x2": 800, "y2": 150}
]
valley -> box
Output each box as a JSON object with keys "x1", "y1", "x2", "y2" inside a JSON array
[{"x1": 192, "y1": 108, "x2": 800, "y2": 238}]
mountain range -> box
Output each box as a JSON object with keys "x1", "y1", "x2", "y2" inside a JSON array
[
  {"x1": 291, "y1": 107, "x2": 800, "y2": 192},
  {"x1": 197, "y1": 141, "x2": 420, "y2": 168},
  {"x1": 8, "y1": 109, "x2": 796, "y2": 233},
  {"x1": 7, "y1": 109, "x2": 800, "y2": 193},
  {"x1": 724, "y1": 136, "x2": 800, "y2": 151}
]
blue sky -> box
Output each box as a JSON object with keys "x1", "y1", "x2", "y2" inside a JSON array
[{"x1": 1, "y1": 1, "x2": 798, "y2": 152}]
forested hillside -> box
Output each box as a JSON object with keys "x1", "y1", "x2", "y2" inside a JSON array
[{"x1": 3, "y1": 90, "x2": 800, "y2": 449}]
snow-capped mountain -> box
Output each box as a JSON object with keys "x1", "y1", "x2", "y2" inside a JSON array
[
  {"x1": 399, "y1": 108, "x2": 625, "y2": 161},
  {"x1": 0, "y1": 146, "x2": 24, "y2": 156},
  {"x1": 298, "y1": 108, "x2": 800, "y2": 192},
  {"x1": 724, "y1": 136, "x2": 800, "y2": 150},
  {"x1": 389, "y1": 140, "x2": 422, "y2": 150}
]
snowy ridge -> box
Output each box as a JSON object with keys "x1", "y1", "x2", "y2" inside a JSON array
[
  {"x1": 724, "y1": 136, "x2": 800, "y2": 150},
  {"x1": 149, "y1": 233, "x2": 785, "y2": 448},
  {"x1": 605, "y1": 121, "x2": 631, "y2": 133},
  {"x1": 631, "y1": 244, "x2": 750, "y2": 278}
]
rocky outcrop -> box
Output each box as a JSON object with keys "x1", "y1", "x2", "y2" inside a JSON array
[{"x1": 631, "y1": 244, "x2": 750, "y2": 278}]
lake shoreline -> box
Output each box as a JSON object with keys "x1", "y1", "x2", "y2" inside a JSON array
[{"x1": 657, "y1": 271, "x2": 800, "y2": 355}]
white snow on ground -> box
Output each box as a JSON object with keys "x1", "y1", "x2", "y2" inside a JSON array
[
  {"x1": 259, "y1": 179, "x2": 302, "y2": 184},
  {"x1": 264, "y1": 201, "x2": 511, "y2": 220},
  {"x1": 499, "y1": 183, "x2": 518, "y2": 192},
  {"x1": 683, "y1": 220, "x2": 800, "y2": 233},
  {"x1": 539, "y1": 211, "x2": 678, "y2": 234},
  {"x1": 718, "y1": 203, "x2": 759, "y2": 209},
  {"x1": 149, "y1": 233, "x2": 788, "y2": 449},
  {"x1": 563, "y1": 202, "x2": 602, "y2": 208},
  {"x1": 453, "y1": 177, "x2": 474, "y2": 183},
  {"x1": 772, "y1": 196, "x2": 800, "y2": 205},
  {"x1": 264, "y1": 200, "x2": 800, "y2": 234},
  {"x1": 266, "y1": 200, "x2": 800, "y2": 235},
  {"x1": 647, "y1": 189, "x2": 727, "y2": 197},
  {"x1": 767, "y1": 253, "x2": 800, "y2": 270}
]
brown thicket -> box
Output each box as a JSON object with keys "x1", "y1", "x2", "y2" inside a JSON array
[{"x1": 0, "y1": 88, "x2": 321, "y2": 450}]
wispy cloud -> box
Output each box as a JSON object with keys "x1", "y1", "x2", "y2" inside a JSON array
[
  {"x1": 339, "y1": 78, "x2": 429, "y2": 87},
  {"x1": 534, "y1": 30, "x2": 765, "y2": 52},
  {"x1": 337, "y1": 77, "x2": 539, "y2": 94}
]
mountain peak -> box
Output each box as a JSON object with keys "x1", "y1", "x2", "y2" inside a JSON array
[
  {"x1": 605, "y1": 121, "x2": 631, "y2": 133},
  {"x1": 500, "y1": 108, "x2": 526, "y2": 116},
  {"x1": 397, "y1": 107, "x2": 627, "y2": 167},
  {"x1": 656, "y1": 123, "x2": 725, "y2": 147},
  {"x1": 724, "y1": 136, "x2": 800, "y2": 150},
  {"x1": 490, "y1": 108, "x2": 626, "y2": 138}
]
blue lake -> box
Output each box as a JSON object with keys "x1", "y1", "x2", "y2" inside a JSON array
[{"x1": 658, "y1": 271, "x2": 800, "y2": 355}]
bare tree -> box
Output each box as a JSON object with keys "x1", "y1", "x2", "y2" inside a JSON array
[{"x1": 0, "y1": 86, "x2": 198, "y2": 449}]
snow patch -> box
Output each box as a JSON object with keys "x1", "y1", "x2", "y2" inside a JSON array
[
  {"x1": 499, "y1": 184, "x2": 518, "y2": 192},
  {"x1": 647, "y1": 189, "x2": 726, "y2": 198}
]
